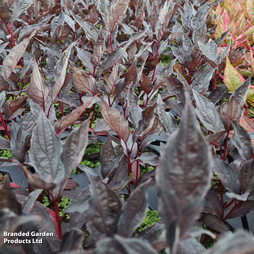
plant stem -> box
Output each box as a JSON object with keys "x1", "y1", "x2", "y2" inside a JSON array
[
  {"x1": 223, "y1": 131, "x2": 229, "y2": 161},
  {"x1": 54, "y1": 200, "x2": 62, "y2": 238},
  {"x1": 89, "y1": 104, "x2": 95, "y2": 128},
  {"x1": 0, "y1": 111, "x2": 11, "y2": 141},
  {"x1": 151, "y1": 41, "x2": 160, "y2": 82}
]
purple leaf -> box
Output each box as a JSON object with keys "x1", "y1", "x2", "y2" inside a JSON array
[
  {"x1": 205, "y1": 230, "x2": 254, "y2": 254},
  {"x1": 71, "y1": 11, "x2": 99, "y2": 41},
  {"x1": 227, "y1": 200, "x2": 254, "y2": 219},
  {"x1": 27, "y1": 58, "x2": 49, "y2": 105},
  {"x1": 191, "y1": 69, "x2": 215, "y2": 94},
  {"x1": 220, "y1": 96, "x2": 243, "y2": 123},
  {"x1": 100, "y1": 136, "x2": 117, "y2": 179},
  {"x1": 30, "y1": 112, "x2": 64, "y2": 196},
  {"x1": 3, "y1": 35, "x2": 33, "y2": 80},
  {"x1": 107, "y1": 0, "x2": 129, "y2": 31},
  {"x1": 0, "y1": 0, "x2": 12, "y2": 24},
  {"x1": 97, "y1": 235, "x2": 157, "y2": 254},
  {"x1": 9, "y1": 0, "x2": 33, "y2": 22},
  {"x1": 117, "y1": 180, "x2": 150, "y2": 237},
  {"x1": 60, "y1": 118, "x2": 90, "y2": 187},
  {"x1": 59, "y1": 229, "x2": 83, "y2": 252},
  {"x1": 100, "y1": 100, "x2": 130, "y2": 142},
  {"x1": 71, "y1": 66, "x2": 99, "y2": 94},
  {"x1": 54, "y1": 96, "x2": 98, "y2": 134},
  {"x1": 199, "y1": 214, "x2": 229, "y2": 233},
  {"x1": 157, "y1": 94, "x2": 177, "y2": 134},
  {"x1": 51, "y1": 44, "x2": 73, "y2": 102},
  {"x1": 0, "y1": 177, "x2": 22, "y2": 214},
  {"x1": 213, "y1": 157, "x2": 240, "y2": 194},
  {"x1": 229, "y1": 120, "x2": 253, "y2": 161},
  {"x1": 206, "y1": 190, "x2": 224, "y2": 220},
  {"x1": 85, "y1": 170, "x2": 122, "y2": 239},
  {"x1": 136, "y1": 152, "x2": 159, "y2": 166},
  {"x1": 193, "y1": 89, "x2": 225, "y2": 133},
  {"x1": 239, "y1": 159, "x2": 254, "y2": 196},
  {"x1": 207, "y1": 84, "x2": 227, "y2": 104},
  {"x1": 233, "y1": 76, "x2": 251, "y2": 107},
  {"x1": 156, "y1": 92, "x2": 213, "y2": 252},
  {"x1": 0, "y1": 135, "x2": 10, "y2": 150}
]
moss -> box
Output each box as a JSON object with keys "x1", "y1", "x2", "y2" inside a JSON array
[{"x1": 138, "y1": 209, "x2": 161, "y2": 232}]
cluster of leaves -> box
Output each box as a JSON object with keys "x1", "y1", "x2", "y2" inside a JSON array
[
  {"x1": 213, "y1": 0, "x2": 254, "y2": 49},
  {"x1": 0, "y1": 0, "x2": 254, "y2": 253}
]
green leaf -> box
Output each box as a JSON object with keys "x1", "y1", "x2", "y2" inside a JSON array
[{"x1": 224, "y1": 56, "x2": 245, "y2": 92}]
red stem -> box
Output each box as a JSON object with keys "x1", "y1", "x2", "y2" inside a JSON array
[
  {"x1": 110, "y1": 32, "x2": 113, "y2": 52},
  {"x1": 59, "y1": 101, "x2": 64, "y2": 117},
  {"x1": 54, "y1": 200, "x2": 63, "y2": 239},
  {"x1": 220, "y1": 182, "x2": 224, "y2": 205},
  {"x1": 89, "y1": 104, "x2": 96, "y2": 129},
  {"x1": 151, "y1": 41, "x2": 160, "y2": 82},
  {"x1": 49, "y1": 193, "x2": 62, "y2": 239},
  {"x1": 8, "y1": 0, "x2": 16, "y2": 8},
  {"x1": 223, "y1": 198, "x2": 236, "y2": 209},
  {"x1": 7, "y1": 24, "x2": 15, "y2": 47},
  {"x1": 223, "y1": 202, "x2": 242, "y2": 222},
  {"x1": 223, "y1": 131, "x2": 229, "y2": 161},
  {"x1": 0, "y1": 111, "x2": 11, "y2": 141}
]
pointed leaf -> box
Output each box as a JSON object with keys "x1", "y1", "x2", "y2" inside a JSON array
[
  {"x1": 61, "y1": 118, "x2": 90, "y2": 185},
  {"x1": 220, "y1": 96, "x2": 243, "y2": 123},
  {"x1": 213, "y1": 158, "x2": 240, "y2": 194},
  {"x1": 30, "y1": 112, "x2": 65, "y2": 185},
  {"x1": 10, "y1": 0, "x2": 32, "y2": 22},
  {"x1": 71, "y1": 11, "x2": 99, "y2": 41},
  {"x1": 227, "y1": 200, "x2": 254, "y2": 219},
  {"x1": 200, "y1": 214, "x2": 229, "y2": 233},
  {"x1": 27, "y1": 58, "x2": 49, "y2": 105},
  {"x1": 205, "y1": 230, "x2": 254, "y2": 254},
  {"x1": 86, "y1": 170, "x2": 122, "y2": 239},
  {"x1": 0, "y1": 0, "x2": 12, "y2": 24},
  {"x1": 239, "y1": 159, "x2": 254, "y2": 195},
  {"x1": 230, "y1": 120, "x2": 253, "y2": 161},
  {"x1": 97, "y1": 235, "x2": 157, "y2": 254},
  {"x1": 100, "y1": 100, "x2": 130, "y2": 142},
  {"x1": 117, "y1": 180, "x2": 150, "y2": 237},
  {"x1": 156, "y1": 92, "x2": 213, "y2": 252},
  {"x1": 54, "y1": 96, "x2": 98, "y2": 134},
  {"x1": 100, "y1": 136, "x2": 117, "y2": 179},
  {"x1": 3, "y1": 36, "x2": 32, "y2": 80},
  {"x1": 224, "y1": 56, "x2": 245, "y2": 93},
  {"x1": 72, "y1": 66, "x2": 99, "y2": 94},
  {"x1": 51, "y1": 45, "x2": 72, "y2": 101},
  {"x1": 206, "y1": 190, "x2": 224, "y2": 220},
  {"x1": 198, "y1": 41, "x2": 219, "y2": 65},
  {"x1": 207, "y1": 84, "x2": 227, "y2": 104},
  {"x1": 107, "y1": 0, "x2": 129, "y2": 31},
  {"x1": 193, "y1": 89, "x2": 225, "y2": 133},
  {"x1": 233, "y1": 76, "x2": 251, "y2": 107}
]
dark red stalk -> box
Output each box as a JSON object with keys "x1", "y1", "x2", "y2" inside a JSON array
[
  {"x1": 220, "y1": 182, "x2": 224, "y2": 205},
  {"x1": 0, "y1": 111, "x2": 11, "y2": 141},
  {"x1": 89, "y1": 104, "x2": 96, "y2": 128},
  {"x1": 53, "y1": 200, "x2": 63, "y2": 239},
  {"x1": 151, "y1": 41, "x2": 160, "y2": 82},
  {"x1": 223, "y1": 198, "x2": 236, "y2": 209},
  {"x1": 49, "y1": 193, "x2": 63, "y2": 239},
  {"x1": 223, "y1": 131, "x2": 229, "y2": 161},
  {"x1": 223, "y1": 202, "x2": 242, "y2": 222},
  {"x1": 59, "y1": 101, "x2": 64, "y2": 117},
  {"x1": 8, "y1": 0, "x2": 16, "y2": 8}
]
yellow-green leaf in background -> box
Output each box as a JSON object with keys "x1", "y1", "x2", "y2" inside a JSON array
[
  {"x1": 247, "y1": 86, "x2": 254, "y2": 106},
  {"x1": 224, "y1": 56, "x2": 245, "y2": 92},
  {"x1": 247, "y1": 0, "x2": 254, "y2": 17}
]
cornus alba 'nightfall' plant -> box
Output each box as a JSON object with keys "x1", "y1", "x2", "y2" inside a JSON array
[{"x1": 0, "y1": 0, "x2": 254, "y2": 253}]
